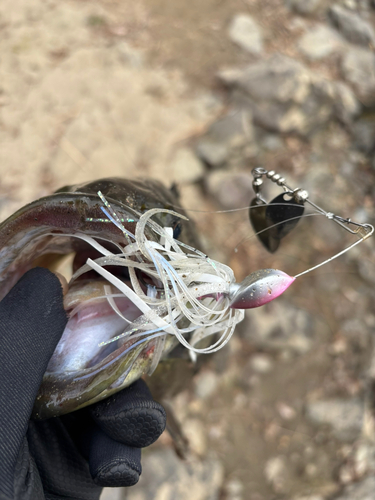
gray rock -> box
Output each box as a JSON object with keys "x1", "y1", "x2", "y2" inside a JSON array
[
  {"x1": 285, "y1": 0, "x2": 322, "y2": 15},
  {"x1": 243, "y1": 300, "x2": 316, "y2": 354},
  {"x1": 298, "y1": 24, "x2": 346, "y2": 60},
  {"x1": 334, "y1": 81, "x2": 362, "y2": 124},
  {"x1": 228, "y1": 14, "x2": 263, "y2": 55},
  {"x1": 341, "y1": 47, "x2": 375, "y2": 105},
  {"x1": 194, "y1": 370, "x2": 219, "y2": 399},
  {"x1": 292, "y1": 496, "x2": 324, "y2": 500},
  {"x1": 168, "y1": 147, "x2": 205, "y2": 184},
  {"x1": 306, "y1": 398, "x2": 364, "y2": 442},
  {"x1": 333, "y1": 475, "x2": 375, "y2": 500},
  {"x1": 208, "y1": 109, "x2": 255, "y2": 144},
  {"x1": 125, "y1": 448, "x2": 223, "y2": 500},
  {"x1": 195, "y1": 139, "x2": 229, "y2": 168},
  {"x1": 338, "y1": 441, "x2": 375, "y2": 484},
  {"x1": 205, "y1": 171, "x2": 253, "y2": 209},
  {"x1": 100, "y1": 489, "x2": 123, "y2": 500},
  {"x1": 195, "y1": 108, "x2": 255, "y2": 168},
  {"x1": 219, "y1": 53, "x2": 360, "y2": 136},
  {"x1": 261, "y1": 133, "x2": 284, "y2": 151},
  {"x1": 264, "y1": 456, "x2": 290, "y2": 494},
  {"x1": 353, "y1": 117, "x2": 375, "y2": 154},
  {"x1": 249, "y1": 353, "x2": 274, "y2": 374},
  {"x1": 329, "y1": 5, "x2": 375, "y2": 46},
  {"x1": 224, "y1": 478, "x2": 244, "y2": 500},
  {"x1": 358, "y1": 253, "x2": 375, "y2": 283}
]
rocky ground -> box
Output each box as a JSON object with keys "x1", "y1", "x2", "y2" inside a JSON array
[{"x1": 1, "y1": 0, "x2": 375, "y2": 499}]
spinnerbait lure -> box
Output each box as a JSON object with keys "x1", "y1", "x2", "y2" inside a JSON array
[{"x1": 0, "y1": 176, "x2": 371, "y2": 418}]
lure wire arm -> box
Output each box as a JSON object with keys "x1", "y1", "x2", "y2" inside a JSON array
[
  {"x1": 293, "y1": 222, "x2": 374, "y2": 278},
  {"x1": 251, "y1": 167, "x2": 373, "y2": 239}
]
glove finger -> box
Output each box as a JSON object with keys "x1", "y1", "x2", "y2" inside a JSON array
[
  {"x1": 28, "y1": 419, "x2": 101, "y2": 500},
  {"x1": 89, "y1": 379, "x2": 166, "y2": 448},
  {"x1": 88, "y1": 428, "x2": 141, "y2": 488},
  {"x1": 0, "y1": 268, "x2": 67, "y2": 498}
]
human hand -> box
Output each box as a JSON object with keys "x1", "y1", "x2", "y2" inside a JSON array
[{"x1": 0, "y1": 268, "x2": 166, "y2": 500}]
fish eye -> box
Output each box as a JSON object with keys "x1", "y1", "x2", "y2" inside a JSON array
[{"x1": 173, "y1": 221, "x2": 182, "y2": 240}]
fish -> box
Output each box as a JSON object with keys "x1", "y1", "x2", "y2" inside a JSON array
[{"x1": 0, "y1": 178, "x2": 294, "y2": 419}]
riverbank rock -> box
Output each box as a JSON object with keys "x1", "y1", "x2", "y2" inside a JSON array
[
  {"x1": 341, "y1": 47, "x2": 375, "y2": 105},
  {"x1": 298, "y1": 24, "x2": 346, "y2": 60},
  {"x1": 306, "y1": 398, "x2": 364, "y2": 442},
  {"x1": 329, "y1": 4, "x2": 375, "y2": 47},
  {"x1": 242, "y1": 299, "x2": 316, "y2": 354},
  {"x1": 195, "y1": 108, "x2": 257, "y2": 168},
  {"x1": 333, "y1": 475, "x2": 375, "y2": 500},
  {"x1": 125, "y1": 448, "x2": 223, "y2": 500},
  {"x1": 285, "y1": 0, "x2": 323, "y2": 15},
  {"x1": 353, "y1": 116, "x2": 375, "y2": 154},
  {"x1": 218, "y1": 53, "x2": 360, "y2": 136},
  {"x1": 205, "y1": 171, "x2": 253, "y2": 209},
  {"x1": 228, "y1": 14, "x2": 263, "y2": 55}
]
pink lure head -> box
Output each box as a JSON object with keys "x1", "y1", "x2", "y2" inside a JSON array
[{"x1": 229, "y1": 269, "x2": 295, "y2": 309}]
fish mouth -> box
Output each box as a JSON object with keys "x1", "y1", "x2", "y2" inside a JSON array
[{"x1": 46, "y1": 242, "x2": 163, "y2": 375}]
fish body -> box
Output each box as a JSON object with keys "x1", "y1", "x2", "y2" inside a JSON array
[{"x1": 0, "y1": 178, "x2": 200, "y2": 418}]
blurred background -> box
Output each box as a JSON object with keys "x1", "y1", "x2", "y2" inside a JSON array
[{"x1": 1, "y1": 0, "x2": 375, "y2": 499}]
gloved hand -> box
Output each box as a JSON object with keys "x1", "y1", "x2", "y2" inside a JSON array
[{"x1": 0, "y1": 268, "x2": 166, "y2": 500}]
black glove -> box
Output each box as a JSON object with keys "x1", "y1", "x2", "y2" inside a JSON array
[{"x1": 0, "y1": 268, "x2": 166, "y2": 500}]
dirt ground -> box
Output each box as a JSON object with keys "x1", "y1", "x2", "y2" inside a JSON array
[{"x1": 1, "y1": 0, "x2": 375, "y2": 499}]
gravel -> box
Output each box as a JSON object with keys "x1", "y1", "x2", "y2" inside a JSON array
[
  {"x1": 228, "y1": 14, "x2": 264, "y2": 55},
  {"x1": 285, "y1": 0, "x2": 322, "y2": 15},
  {"x1": 306, "y1": 398, "x2": 364, "y2": 442},
  {"x1": 333, "y1": 475, "x2": 375, "y2": 500},
  {"x1": 219, "y1": 53, "x2": 359, "y2": 136},
  {"x1": 341, "y1": 47, "x2": 375, "y2": 105},
  {"x1": 298, "y1": 24, "x2": 346, "y2": 60},
  {"x1": 125, "y1": 448, "x2": 224, "y2": 500},
  {"x1": 329, "y1": 4, "x2": 375, "y2": 46}
]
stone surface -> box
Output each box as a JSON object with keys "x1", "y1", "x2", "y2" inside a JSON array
[
  {"x1": 341, "y1": 47, "x2": 375, "y2": 105},
  {"x1": 228, "y1": 14, "x2": 263, "y2": 55},
  {"x1": 306, "y1": 398, "x2": 364, "y2": 442},
  {"x1": 333, "y1": 475, "x2": 375, "y2": 500},
  {"x1": 125, "y1": 448, "x2": 224, "y2": 500},
  {"x1": 194, "y1": 370, "x2": 219, "y2": 399},
  {"x1": 168, "y1": 147, "x2": 205, "y2": 184},
  {"x1": 195, "y1": 139, "x2": 229, "y2": 168},
  {"x1": 292, "y1": 496, "x2": 323, "y2": 500},
  {"x1": 260, "y1": 133, "x2": 284, "y2": 151},
  {"x1": 338, "y1": 441, "x2": 375, "y2": 484},
  {"x1": 205, "y1": 170, "x2": 253, "y2": 209},
  {"x1": 223, "y1": 478, "x2": 244, "y2": 500},
  {"x1": 208, "y1": 109, "x2": 255, "y2": 145},
  {"x1": 264, "y1": 456, "x2": 290, "y2": 494},
  {"x1": 195, "y1": 108, "x2": 256, "y2": 168},
  {"x1": 353, "y1": 116, "x2": 375, "y2": 154},
  {"x1": 329, "y1": 4, "x2": 375, "y2": 47},
  {"x1": 249, "y1": 353, "x2": 274, "y2": 374},
  {"x1": 183, "y1": 418, "x2": 208, "y2": 456},
  {"x1": 219, "y1": 54, "x2": 360, "y2": 136},
  {"x1": 101, "y1": 489, "x2": 123, "y2": 500},
  {"x1": 333, "y1": 81, "x2": 361, "y2": 124},
  {"x1": 285, "y1": 0, "x2": 322, "y2": 15},
  {"x1": 243, "y1": 299, "x2": 316, "y2": 354},
  {"x1": 298, "y1": 24, "x2": 346, "y2": 60}
]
